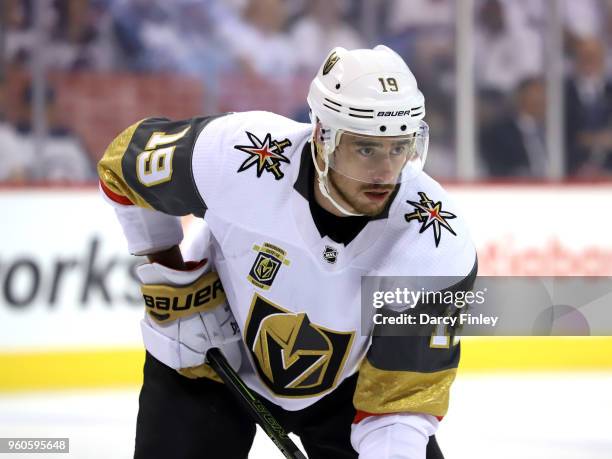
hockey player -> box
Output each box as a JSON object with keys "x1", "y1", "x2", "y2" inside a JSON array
[{"x1": 98, "y1": 45, "x2": 477, "y2": 458}]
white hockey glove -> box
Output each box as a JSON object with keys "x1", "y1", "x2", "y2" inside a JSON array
[
  {"x1": 351, "y1": 413, "x2": 439, "y2": 459},
  {"x1": 137, "y1": 259, "x2": 242, "y2": 372}
]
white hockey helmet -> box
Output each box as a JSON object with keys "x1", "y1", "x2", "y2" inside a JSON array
[{"x1": 307, "y1": 45, "x2": 429, "y2": 215}]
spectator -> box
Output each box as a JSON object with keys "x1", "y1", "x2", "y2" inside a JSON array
[
  {"x1": 382, "y1": 0, "x2": 454, "y2": 82},
  {"x1": 4, "y1": 0, "x2": 37, "y2": 67},
  {"x1": 5, "y1": 0, "x2": 85, "y2": 70},
  {"x1": 290, "y1": 0, "x2": 363, "y2": 73},
  {"x1": 156, "y1": 0, "x2": 236, "y2": 80},
  {"x1": 110, "y1": 0, "x2": 170, "y2": 71},
  {"x1": 382, "y1": 0, "x2": 457, "y2": 178},
  {"x1": 387, "y1": 0, "x2": 453, "y2": 33},
  {"x1": 422, "y1": 98, "x2": 457, "y2": 179},
  {"x1": 565, "y1": 37, "x2": 612, "y2": 175},
  {"x1": 0, "y1": 79, "x2": 26, "y2": 183},
  {"x1": 14, "y1": 84, "x2": 94, "y2": 182},
  {"x1": 600, "y1": 0, "x2": 612, "y2": 77},
  {"x1": 480, "y1": 76, "x2": 548, "y2": 177},
  {"x1": 501, "y1": 0, "x2": 545, "y2": 31},
  {"x1": 216, "y1": 0, "x2": 297, "y2": 78},
  {"x1": 474, "y1": 0, "x2": 542, "y2": 95},
  {"x1": 564, "y1": 0, "x2": 606, "y2": 42},
  {"x1": 71, "y1": 0, "x2": 118, "y2": 71}
]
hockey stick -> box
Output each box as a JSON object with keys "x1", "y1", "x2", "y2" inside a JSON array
[{"x1": 206, "y1": 348, "x2": 307, "y2": 459}]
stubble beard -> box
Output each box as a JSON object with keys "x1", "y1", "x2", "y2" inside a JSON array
[{"x1": 327, "y1": 170, "x2": 395, "y2": 217}]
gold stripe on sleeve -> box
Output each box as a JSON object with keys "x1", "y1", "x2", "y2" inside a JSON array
[
  {"x1": 97, "y1": 119, "x2": 153, "y2": 209},
  {"x1": 353, "y1": 359, "x2": 457, "y2": 417}
]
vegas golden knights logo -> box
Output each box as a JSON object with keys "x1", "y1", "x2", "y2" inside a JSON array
[
  {"x1": 322, "y1": 51, "x2": 340, "y2": 75},
  {"x1": 244, "y1": 294, "x2": 354, "y2": 397},
  {"x1": 248, "y1": 243, "x2": 290, "y2": 290}
]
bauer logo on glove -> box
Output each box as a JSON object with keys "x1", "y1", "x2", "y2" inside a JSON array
[
  {"x1": 137, "y1": 260, "x2": 242, "y2": 371},
  {"x1": 141, "y1": 270, "x2": 226, "y2": 323}
]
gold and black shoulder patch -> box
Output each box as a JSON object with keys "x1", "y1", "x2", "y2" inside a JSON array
[
  {"x1": 121, "y1": 117, "x2": 211, "y2": 216},
  {"x1": 98, "y1": 114, "x2": 228, "y2": 217}
]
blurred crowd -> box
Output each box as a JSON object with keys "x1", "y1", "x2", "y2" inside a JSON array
[
  {"x1": 1, "y1": 0, "x2": 612, "y2": 183},
  {"x1": 475, "y1": 0, "x2": 612, "y2": 178}
]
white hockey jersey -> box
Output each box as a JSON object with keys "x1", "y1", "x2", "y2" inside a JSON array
[{"x1": 98, "y1": 111, "x2": 477, "y2": 415}]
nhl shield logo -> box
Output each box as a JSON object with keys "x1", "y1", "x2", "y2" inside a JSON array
[
  {"x1": 323, "y1": 246, "x2": 338, "y2": 264},
  {"x1": 248, "y1": 243, "x2": 291, "y2": 290}
]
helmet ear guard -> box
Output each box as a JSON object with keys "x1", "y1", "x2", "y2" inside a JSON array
[
  {"x1": 309, "y1": 115, "x2": 358, "y2": 216},
  {"x1": 307, "y1": 46, "x2": 430, "y2": 216}
]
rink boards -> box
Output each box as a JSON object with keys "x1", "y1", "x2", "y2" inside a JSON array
[{"x1": 1, "y1": 184, "x2": 611, "y2": 390}]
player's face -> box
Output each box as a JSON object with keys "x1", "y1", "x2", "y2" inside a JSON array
[
  {"x1": 325, "y1": 169, "x2": 393, "y2": 216},
  {"x1": 327, "y1": 134, "x2": 411, "y2": 216}
]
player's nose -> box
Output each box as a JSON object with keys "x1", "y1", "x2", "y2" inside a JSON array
[{"x1": 370, "y1": 155, "x2": 396, "y2": 184}]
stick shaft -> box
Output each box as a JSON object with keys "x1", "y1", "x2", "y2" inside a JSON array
[{"x1": 206, "y1": 348, "x2": 306, "y2": 459}]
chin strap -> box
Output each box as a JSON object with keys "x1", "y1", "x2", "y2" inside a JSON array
[{"x1": 310, "y1": 140, "x2": 364, "y2": 217}]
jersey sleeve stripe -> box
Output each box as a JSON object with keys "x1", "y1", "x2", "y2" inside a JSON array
[
  {"x1": 99, "y1": 179, "x2": 134, "y2": 205},
  {"x1": 352, "y1": 410, "x2": 444, "y2": 424},
  {"x1": 353, "y1": 359, "x2": 457, "y2": 417},
  {"x1": 97, "y1": 119, "x2": 154, "y2": 210}
]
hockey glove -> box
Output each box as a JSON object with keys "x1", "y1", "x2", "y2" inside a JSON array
[{"x1": 137, "y1": 260, "x2": 242, "y2": 372}]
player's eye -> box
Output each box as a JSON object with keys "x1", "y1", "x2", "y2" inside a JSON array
[
  {"x1": 391, "y1": 145, "x2": 408, "y2": 156},
  {"x1": 356, "y1": 147, "x2": 375, "y2": 157}
]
